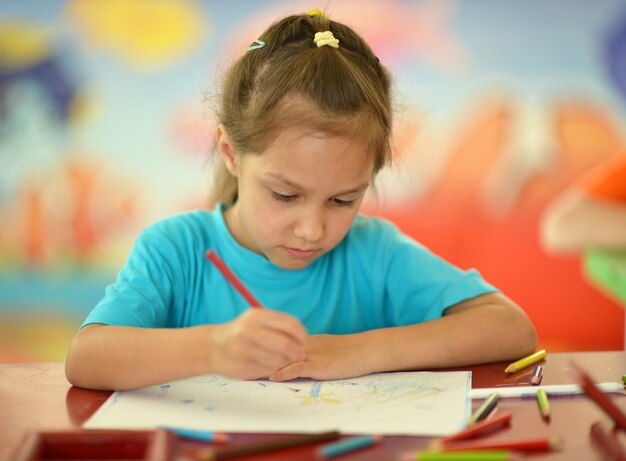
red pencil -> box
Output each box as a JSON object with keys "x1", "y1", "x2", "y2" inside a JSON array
[
  {"x1": 206, "y1": 250, "x2": 262, "y2": 307},
  {"x1": 439, "y1": 436, "x2": 561, "y2": 453},
  {"x1": 439, "y1": 413, "x2": 512, "y2": 444},
  {"x1": 572, "y1": 362, "x2": 626, "y2": 432}
]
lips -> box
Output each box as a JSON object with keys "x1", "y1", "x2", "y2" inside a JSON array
[{"x1": 285, "y1": 247, "x2": 317, "y2": 258}]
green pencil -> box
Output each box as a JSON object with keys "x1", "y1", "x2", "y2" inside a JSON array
[
  {"x1": 402, "y1": 450, "x2": 524, "y2": 461},
  {"x1": 536, "y1": 387, "x2": 551, "y2": 419},
  {"x1": 467, "y1": 392, "x2": 499, "y2": 426}
]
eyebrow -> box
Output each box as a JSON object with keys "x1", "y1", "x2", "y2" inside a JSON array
[{"x1": 265, "y1": 172, "x2": 370, "y2": 196}]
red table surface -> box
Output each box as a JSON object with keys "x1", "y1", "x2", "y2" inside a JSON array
[{"x1": 1, "y1": 351, "x2": 625, "y2": 460}]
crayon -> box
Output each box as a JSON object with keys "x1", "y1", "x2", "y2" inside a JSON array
[
  {"x1": 400, "y1": 450, "x2": 525, "y2": 461},
  {"x1": 437, "y1": 436, "x2": 561, "y2": 453},
  {"x1": 468, "y1": 393, "x2": 499, "y2": 426},
  {"x1": 504, "y1": 349, "x2": 546, "y2": 373},
  {"x1": 536, "y1": 388, "x2": 551, "y2": 419},
  {"x1": 206, "y1": 250, "x2": 262, "y2": 307},
  {"x1": 590, "y1": 421, "x2": 626, "y2": 461},
  {"x1": 158, "y1": 426, "x2": 229, "y2": 443},
  {"x1": 198, "y1": 430, "x2": 341, "y2": 460},
  {"x1": 440, "y1": 413, "x2": 512, "y2": 444},
  {"x1": 530, "y1": 365, "x2": 543, "y2": 385},
  {"x1": 573, "y1": 362, "x2": 626, "y2": 432},
  {"x1": 317, "y1": 435, "x2": 380, "y2": 458}
]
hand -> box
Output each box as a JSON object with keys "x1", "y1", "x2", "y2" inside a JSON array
[
  {"x1": 210, "y1": 309, "x2": 307, "y2": 380},
  {"x1": 268, "y1": 334, "x2": 374, "y2": 382}
]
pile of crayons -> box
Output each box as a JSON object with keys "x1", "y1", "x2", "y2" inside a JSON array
[
  {"x1": 399, "y1": 405, "x2": 560, "y2": 460},
  {"x1": 399, "y1": 351, "x2": 626, "y2": 460}
]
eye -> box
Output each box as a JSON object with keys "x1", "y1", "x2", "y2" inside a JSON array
[
  {"x1": 271, "y1": 191, "x2": 297, "y2": 202},
  {"x1": 331, "y1": 197, "x2": 356, "y2": 208}
]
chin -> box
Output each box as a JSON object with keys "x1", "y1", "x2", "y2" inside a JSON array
[
  {"x1": 272, "y1": 259, "x2": 313, "y2": 270},
  {"x1": 267, "y1": 253, "x2": 317, "y2": 271}
]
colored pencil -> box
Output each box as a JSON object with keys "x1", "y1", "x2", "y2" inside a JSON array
[
  {"x1": 573, "y1": 362, "x2": 626, "y2": 432},
  {"x1": 317, "y1": 435, "x2": 380, "y2": 458},
  {"x1": 536, "y1": 388, "x2": 551, "y2": 419},
  {"x1": 206, "y1": 250, "x2": 262, "y2": 307},
  {"x1": 530, "y1": 365, "x2": 543, "y2": 385},
  {"x1": 504, "y1": 349, "x2": 546, "y2": 373},
  {"x1": 468, "y1": 393, "x2": 499, "y2": 426},
  {"x1": 470, "y1": 381, "x2": 624, "y2": 399},
  {"x1": 439, "y1": 413, "x2": 512, "y2": 444},
  {"x1": 400, "y1": 450, "x2": 525, "y2": 461},
  {"x1": 158, "y1": 426, "x2": 229, "y2": 443},
  {"x1": 590, "y1": 421, "x2": 626, "y2": 461},
  {"x1": 438, "y1": 436, "x2": 561, "y2": 453},
  {"x1": 198, "y1": 430, "x2": 341, "y2": 460}
]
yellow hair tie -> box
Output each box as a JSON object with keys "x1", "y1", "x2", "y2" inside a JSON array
[
  {"x1": 314, "y1": 31, "x2": 339, "y2": 49},
  {"x1": 307, "y1": 9, "x2": 326, "y2": 18}
]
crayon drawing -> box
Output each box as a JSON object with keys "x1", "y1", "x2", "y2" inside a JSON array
[{"x1": 84, "y1": 371, "x2": 471, "y2": 436}]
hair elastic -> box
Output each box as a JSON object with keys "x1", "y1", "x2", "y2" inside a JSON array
[
  {"x1": 307, "y1": 9, "x2": 326, "y2": 18},
  {"x1": 314, "y1": 31, "x2": 339, "y2": 49},
  {"x1": 247, "y1": 39, "x2": 265, "y2": 51}
]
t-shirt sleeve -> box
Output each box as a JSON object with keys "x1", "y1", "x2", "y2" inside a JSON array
[
  {"x1": 380, "y1": 223, "x2": 498, "y2": 326},
  {"x1": 577, "y1": 153, "x2": 626, "y2": 202},
  {"x1": 80, "y1": 225, "x2": 180, "y2": 329}
]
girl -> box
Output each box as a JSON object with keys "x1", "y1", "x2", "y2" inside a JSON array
[{"x1": 65, "y1": 11, "x2": 537, "y2": 391}]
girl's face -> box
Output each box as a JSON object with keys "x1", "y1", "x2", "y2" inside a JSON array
[{"x1": 221, "y1": 125, "x2": 374, "y2": 270}]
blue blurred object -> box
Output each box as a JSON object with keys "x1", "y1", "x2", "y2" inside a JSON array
[
  {"x1": 605, "y1": 8, "x2": 626, "y2": 105},
  {"x1": 0, "y1": 56, "x2": 79, "y2": 123}
]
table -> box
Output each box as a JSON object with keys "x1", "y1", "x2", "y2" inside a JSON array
[{"x1": 1, "y1": 352, "x2": 625, "y2": 460}]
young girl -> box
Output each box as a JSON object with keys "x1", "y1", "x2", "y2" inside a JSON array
[{"x1": 65, "y1": 11, "x2": 537, "y2": 391}]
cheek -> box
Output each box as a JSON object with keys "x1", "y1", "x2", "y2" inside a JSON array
[
  {"x1": 329, "y1": 210, "x2": 359, "y2": 240},
  {"x1": 243, "y1": 194, "x2": 286, "y2": 234}
]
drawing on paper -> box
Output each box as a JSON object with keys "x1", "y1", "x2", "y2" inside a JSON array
[{"x1": 84, "y1": 371, "x2": 471, "y2": 436}]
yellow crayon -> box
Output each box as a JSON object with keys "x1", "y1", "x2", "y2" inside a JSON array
[{"x1": 504, "y1": 349, "x2": 546, "y2": 373}]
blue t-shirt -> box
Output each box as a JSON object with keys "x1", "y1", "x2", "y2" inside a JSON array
[{"x1": 82, "y1": 205, "x2": 497, "y2": 333}]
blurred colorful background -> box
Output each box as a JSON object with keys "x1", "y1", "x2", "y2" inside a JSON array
[{"x1": 2, "y1": 0, "x2": 626, "y2": 362}]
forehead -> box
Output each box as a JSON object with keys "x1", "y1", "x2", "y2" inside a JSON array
[
  {"x1": 242, "y1": 125, "x2": 374, "y2": 190},
  {"x1": 256, "y1": 93, "x2": 380, "y2": 153}
]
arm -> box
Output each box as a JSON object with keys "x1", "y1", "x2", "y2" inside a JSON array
[
  {"x1": 65, "y1": 309, "x2": 307, "y2": 391},
  {"x1": 541, "y1": 187, "x2": 626, "y2": 253},
  {"x1": 270, "y1": 292, "x2": 537, "y2": 381}
]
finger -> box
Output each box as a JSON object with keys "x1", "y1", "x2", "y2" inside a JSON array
[
  {"x1": 219, "y1": 342, "x2": 290, "y2": 380},
  {"x1": 249, "y1": 310, "x2": 308, "y2": 344},
  {"x1": 233, "y1": 315, "x2": 305, "y2": 361},
  {"x1": 269, "y1": 361, "x2": 310, "y2": 382},
  {"x1": 222, "y1": 328, "x2": 299, "y2": 371},
  {"x1": 245, "y1": 340, "x2": 303, "y2": 372}
]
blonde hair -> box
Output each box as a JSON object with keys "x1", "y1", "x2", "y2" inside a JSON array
[{"x1": 211, "y1": 12, "x2": 392, "y2": 205}]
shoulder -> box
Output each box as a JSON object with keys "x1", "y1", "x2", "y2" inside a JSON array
[
  {"x1": 341, "y1": 213, "x2": 423, "y2": 263},
  {"x1": 348, "y1": 213, "x2": 418, "y2": 248},
  {"x1": 142, "y1": 209, "x2": 218, "y2": 241},
  {"x1": 350, "y1": 213, "x2": 401, "y2": 237},
  {"x1": 133, "y1": 208, "x2": 224, "y2": 260}
]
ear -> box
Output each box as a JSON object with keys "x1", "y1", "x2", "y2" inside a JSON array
[{"x1": 215, "y1": 124, "x2": 239, "y2": 176}]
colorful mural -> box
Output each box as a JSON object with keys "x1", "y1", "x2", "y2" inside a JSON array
[{"x1": 1, "y1": 0, "x2": 625, "y2": 361}]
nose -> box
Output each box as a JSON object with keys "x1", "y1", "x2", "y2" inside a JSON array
[{"x1": 293, "y1": 206, "x2": 325, "y2": 242}]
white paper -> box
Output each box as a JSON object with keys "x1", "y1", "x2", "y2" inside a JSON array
[{"x1": 84, "y1": 371, "x2": 471, "y2": 436}]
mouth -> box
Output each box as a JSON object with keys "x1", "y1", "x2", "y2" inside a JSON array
[{"x1": 285, "y1": 247, "x2": 318, "y2": 258}]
